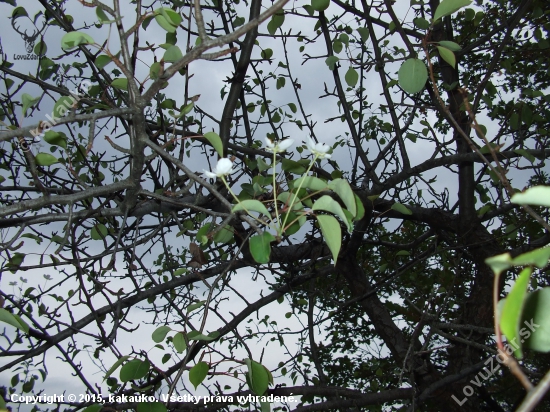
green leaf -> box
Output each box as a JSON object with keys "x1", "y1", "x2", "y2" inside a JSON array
[
  {"x1": 339, "y1": 33, "x2": 349, "y2": 46},
  {"x1": 203, "y1": 132, "x2": 224, "y2": 157},
  {"x1": 7, "y1": 252, "x2": 25, "y2": 273},
  {"x1": 281, "y1": 159, "x2": 307, "y2": 174},
  {"x1": 160, "y1": 99, "x2": 175, "y2": 109},
  {"x1": 261, "y1": 48, "x2": 273, "y2": 59},
  {"x1": 354, "y1": 194, "x2": 365, "y2": 221},
  {"x1": 413, "y1": 17, "x2": 430, "y2": 30},
  {"x1": 511, "y1": 186, "x2": 550, "y2": 207},
  {"x1": 137, "y1": 402, "x2": 167, "y2": 412},
  {"x1": 245, "y1": 359, "x2": 269, "y2": 396},
  {"x1": 255, "y1": 158, "x2": 270, "y2": 173},
  {"x1": 272, "y1": 112, "x2": 282, "y2": 123},
  {"x1": 438, "y1": 40, "x2": 462, "y2": 51},
  {"x1": 485, "y1": 253, "x2": 512, "y2": 276},
  {"x1": 180, "y1": 102, "x2": 194, "y2": 116},
  {"x1": 0, "y1": 308, "x2": 29, "y2": 333},
  {"x1": 34, "y1": 41, "x2": 47, "y2": 56},
  {"x1": 22, "y1": 233, "x2": 42, "y2": 244},
  {"x1": 52, "y1": 235, "x2": 65, "y2": 245},
  {"x1": 514, "y1": 149, "x2": 536, "y2": 164},
  {"x1": 311, "y1": 0, "x2": 330, "y2": 11},
  {"x1": 291, "y1": 176, "x2": 328, "y2": 191},
  {"x1": 196, "y1": 222, "x2": 212, "y2": 244},
  {"x1": 398, "y1": 58, "x2": 427, "y2": 94},
  {"x1": 233, "y1": 16, "x2": 245, "y2": 27},
  {"x1": 249, "y1": 231, "x2": 276, "y2": 264},
  {"x1": 91, "y1": 224, "x2": 108, "y2": 240},
  {"x1": 163, "y1": 45, "x2": 183, "y2": 62},
  {"x1": 465, "y1": 7, "x2": 475, "y2": 20},
  {"x1": 120, "y1": 359, "x2": 150, "y2": 382},
  {"x1": 35, "y1": 153, "x2": 59, "y2": 166},
  {"x1": 173, "y1": 332, "x2": 187, "y2": 353},
  {"x1": 44, "y1": 131, "x2": 68, "y2": 149},
  {"x1": 521, "y1": 288, "x2": 550, "y2": 353},
  {"x1": 521, "y1": 104, "x2": 533, "y2": 126},
  {"x1": 328, "y1": 179, "x2": 357, "y2": 217},
  {"x1": 213, "y1": 225, "x2": 233, "y2": 244},
  {"x1": 53, "y1": 96, "x2": 76, "y2": 118},
  {"x1": 479, "y1": 142, "x2": 498, "y2": 154},
  {"x1": 96, "y1": 7, "x2": 110, "y2": 23},
  {"x1": 61, "y1": 31, "x2": 95, "y2": 50},
  {"x1": 111, "y1": 78, "x2": 128, "y2": 90},
  {"x1": 95, "y1": 55, "x2": 112, "y2": 70},
  {"x1": 500, "y1": 267, "x2": 532, "y2": 359},
  {"x1": 303, "y1": 4, "x2": 315, "y2": 15},
  {"x1": 333, "y1": 40, "x2": 343, "y2": 54},
  {"x1": 152, "y1": 325, "x2": 172, "y2": 343},
  {"x1": 232, "y1": 199, "x2": 271, "y2": 219},
  {"x1": 161, "y1": 9, "x2": 183, "y2": 26},
  {"x1": 22, "y1": 379, "x2": 34, "y2": 393},
  {"x1": 391, "y1": 202, "x2": 412, "y2": 215},
  {"x1": 512, "y1": 247, "x2": 550, "y2": 268},
  {"x1": 103, "y1": 355, "x2": 131, "y2": 381},
  {"x1": 345, "y1": 67, "x2": 359, "y2": 87},
  {"x1": 21, "y1": 94, "x2": 40, "y2": 117},
  {"x1": 396, "y1": 250, "x2": 410, "y2": 256},
  {"x1": 357, "y1": 27, "x2": 370, "y2": 42},
  {"x1": 154, "y1": 8, "x2": 182, "y2": 33},
  {"x1": 11, "y1": 6, "x2": 28, "y2": 18},
  {"x1": 186, "y1": 300, "x2": 206, "y2": 313},
  {"x1": 433, "y1": 0, "x2": 472, "y2": 22},
  {"x1": 312, "y1": 195, "x2": 350, "y2": 232},
  {"x1": 325, "y1": 56, "x2": 339, "y2": 71},
  {"x1": 436, "y1": 46, "x2": 456, "y2": 68},
  {"x1": 267, "y1": 11, "x2": 284, "y2": 35},
  {"x1": 282, "y1": 211, "x2": 306, "y2": 235},
  {"x1": 187, "y1": 330, "x2": 219, "y2": 341},
  {"x1": 150, "y1": 62, "x2": 161, "y2": 80},
  {"x1": 288, "y1": 103, "x2": 297, "y2": 113},
  {"x1": 509, "y1": 112, "x2": 519, "y2": 130},
  {"x1": 315, "y1": 215, "x2": 341, "y2": 264},
  {"x1": 189, "y1": 361, "x2": 209, "y2": 389}
]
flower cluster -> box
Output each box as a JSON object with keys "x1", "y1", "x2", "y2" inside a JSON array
[{"x1": 204, "y1": 137, "x2": 332, "y2": 179}]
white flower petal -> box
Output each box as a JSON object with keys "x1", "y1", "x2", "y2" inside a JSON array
[
  {"x1": 278, "y1": 138, "x2": 294, "y2": 152},
  {"x1": 215, "y1": 158, "x2": 234, "y2": 175},
  {"x1": 265, "y1": 138, "x2": 294, "y2": 153},
  {"x1": 306, "y1": 137, "x2": 331, "y2": 159},
  {"x1": 306, "y1": 137, "x2": 316, "y2": 152},
  {"x1": 203, "y1": 170, "x2": 217, "y2": 179},
  {"x1": 204, "y1": 158, "x2": 235, "y2": 179}
]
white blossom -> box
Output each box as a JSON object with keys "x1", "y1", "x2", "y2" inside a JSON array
[
  {"x1": 203, "y1": 158, "x2": 235, "y2": 179},
  {"x1": 306, "y1": 137, "x2": 331, "y2": 159},
  {"x1": 265, "y1": 137, "x2": 294, "y2": 153}
]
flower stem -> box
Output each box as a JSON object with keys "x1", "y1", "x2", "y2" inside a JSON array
[
  {"x1": 281, "y1": 155, "x2": 318, "y2": 231},
  {"x1": 222, "y1": 176, "x2": 275, "y2": 229},
  {"x1": 222, "y1": 176, "x2": 241, "y2": 206},
  {"x1": 272, "y1": 150, "x2": 281, "y2": 235}
]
